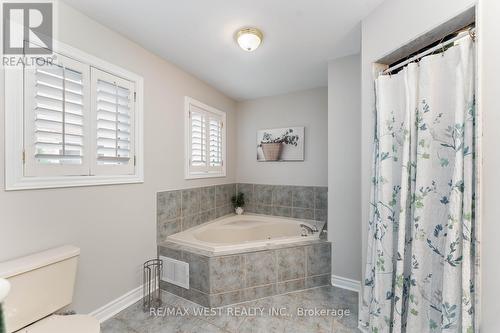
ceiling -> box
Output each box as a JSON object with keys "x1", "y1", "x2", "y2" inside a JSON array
[{"x1": 63, "y1": 0, "x2": 384, "y2": 101}]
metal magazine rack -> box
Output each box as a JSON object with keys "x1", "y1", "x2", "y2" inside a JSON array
[{"x1": 143, "y1": 259, "x2": 163, "y2": 311}]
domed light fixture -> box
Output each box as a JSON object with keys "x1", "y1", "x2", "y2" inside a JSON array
[{"x1": 236, "y1": 27, "x2": 263, "y2": 52}]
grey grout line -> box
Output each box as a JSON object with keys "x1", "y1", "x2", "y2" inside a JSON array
[
  {"x1": 313, "y1": 188, "x2": 316, "y2": 209},
  {"x1": 180, "y1": 189, "x2": 184, "y2": 218},
  {"x1": 243, "y1": 255, "x2": 247, "y2": 289},
  {"x1": 304, "y1": 244, "x2": 308, "y2": 279},
  {"x1": 275, "y1": 250, "x2": 279, "y2": 284}
]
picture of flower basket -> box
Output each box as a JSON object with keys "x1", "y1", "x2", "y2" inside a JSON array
[
  {"x1": 257, "y1": 127, "x2": 304, "y2": 161},
  {"x1": 260, "y1": 142, "x2": 283, "y2": 161}
]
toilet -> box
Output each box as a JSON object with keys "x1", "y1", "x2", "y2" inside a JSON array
[{"x1": 0, "y1": 246, "x2": 100, "y2": 333}]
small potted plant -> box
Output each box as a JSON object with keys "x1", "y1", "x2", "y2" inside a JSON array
[
  {"x1": 259, "y1": 129, "x2": 299, "y2": 161},
  {"x1": 231, "y1": 192, "x2": 245, "y2": 215}
]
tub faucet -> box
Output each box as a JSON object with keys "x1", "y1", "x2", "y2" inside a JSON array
[{"x1": 300, "y1": 224, "x2": 318, "y2": 236}]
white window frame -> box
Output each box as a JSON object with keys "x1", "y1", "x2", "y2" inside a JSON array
[
  {"x1": 4, "y1": 40, "x2": 144, "y2": 190},
  {"x1": 184, "y1": 97, "x2": 226, "y2": 179}
]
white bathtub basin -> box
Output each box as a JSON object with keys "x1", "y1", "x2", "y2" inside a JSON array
[{"x1": 167, "y1": 214, "x2": 320, "y2": 253}]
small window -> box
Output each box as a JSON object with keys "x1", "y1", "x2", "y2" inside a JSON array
[{"x1": 185, "y1": 97, "x2": 226, "y2": 179}]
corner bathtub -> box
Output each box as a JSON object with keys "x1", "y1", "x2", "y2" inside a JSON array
[{"x1": 167, "y1": 214, "x2": 320, "y2": 253}]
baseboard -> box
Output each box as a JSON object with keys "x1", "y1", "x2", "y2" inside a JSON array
[
  {"x1": 89, "y1": 284, "x2": 144, "y2": 323},
  {"x1": 330, "y1": 274, "x2": 361, "y2": 293},
  {"x1": 332, "y1": 275, "x2": 363, "y2": 330}
]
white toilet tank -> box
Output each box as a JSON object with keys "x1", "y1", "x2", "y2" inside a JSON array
[{"x1": 0, "y1": 246, "x2": 80, "y2": 333}]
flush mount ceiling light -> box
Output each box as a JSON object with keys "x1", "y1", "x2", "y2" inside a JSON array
[{"x1": 236, "y1": 27, "x2": 263, "y2": 52}]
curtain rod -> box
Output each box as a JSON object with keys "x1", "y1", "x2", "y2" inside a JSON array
[{"x1": 381, "y1": 27, "x2": 476, "y2": 75}]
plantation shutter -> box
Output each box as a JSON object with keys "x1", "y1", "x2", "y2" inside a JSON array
[
  {"x1": 189, "y1": 105, "x2": 206, "y2": 169},
  {"x1": 91, "y1": 68, "x2": 135, "y2": 175},
  {"x1": 24, "y1": 53, "x2": 90, "y2": 177},
  {"x1": 208, "y1": 114, "x2": 223, "y2": 167},
  {"x1": 187, "y1": 99, "x2": 225, "y2": 176}
]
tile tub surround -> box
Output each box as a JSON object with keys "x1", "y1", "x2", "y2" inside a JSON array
[
  {"x1": 157, "y1": 183, "x2": 328, "y2": 243},
  {"x1": 158, "y1": 241, "x2": 332, "y2": 307},
  {"x1": 237, "y1": 184, "x2": 328, "y2": 224},
  {"x1": 157, "y1": 184, "x2": 236, "y2": 242}
]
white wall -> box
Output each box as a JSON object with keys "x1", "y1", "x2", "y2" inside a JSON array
[
  {"x1": 235, "y1": 88, "x2": 328, "y2": 186},
  {"x1": 361, "y1": 0, "x2": 500, "y2": 331},
  {"x1": 477, "y1": 1, "x2": 500, "y2": 330},
  {"x1": 328, "y1": 55, "x2": 361, "y2": 282},
  {"x1": 0, "y1": 2, "x2": 236, "y2": 313}
]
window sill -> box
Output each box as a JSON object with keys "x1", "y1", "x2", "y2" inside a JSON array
[
  {"x1": 5, "y1": 174, "x2": 144, "y2": 191},
  {"x1": 185, "y1": 172, "x2": 226, "y2": 180}
]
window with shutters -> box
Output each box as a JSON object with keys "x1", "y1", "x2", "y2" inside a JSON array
[
  {"x1": 5, "y1": 42, "x2": 144, "y2": 190},
  {"x1": 185, "y1": 97, "x2": 226, "y2": 179}
]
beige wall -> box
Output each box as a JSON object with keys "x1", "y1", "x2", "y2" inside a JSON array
[
  {"x1": 0, "y1": 2, "x2": 236, "y2": 313},
  {"x1": 235, "y1": 87, "x2": 328, "y2": 186},
  {"x1": 328, "y1": 54, "x2": 361, "y2": 282},
  {"x1": 477, "y1": 1, "x2": 500, "y2": 330}
]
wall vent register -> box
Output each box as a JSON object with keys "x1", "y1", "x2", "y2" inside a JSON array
[{"x1": 160, "y1": 256, "x2": 189, "y2": 289}]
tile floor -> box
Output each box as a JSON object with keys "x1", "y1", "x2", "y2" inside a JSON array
[{"x1": 101, "y1": 286, "x2": 360, "y2": 333}]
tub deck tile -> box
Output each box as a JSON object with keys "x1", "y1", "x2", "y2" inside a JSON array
[{"x1": 158, "y1": 238, "x2": 328, "y2": 259}]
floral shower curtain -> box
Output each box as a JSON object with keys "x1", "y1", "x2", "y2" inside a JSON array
[{"x1": 360, "y1": 37, "x2": 478, "y2": 333}]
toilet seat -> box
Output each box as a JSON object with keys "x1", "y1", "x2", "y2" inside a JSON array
[{"x1": 22, "y1": 314, "x2": 100, "y2": 333}]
